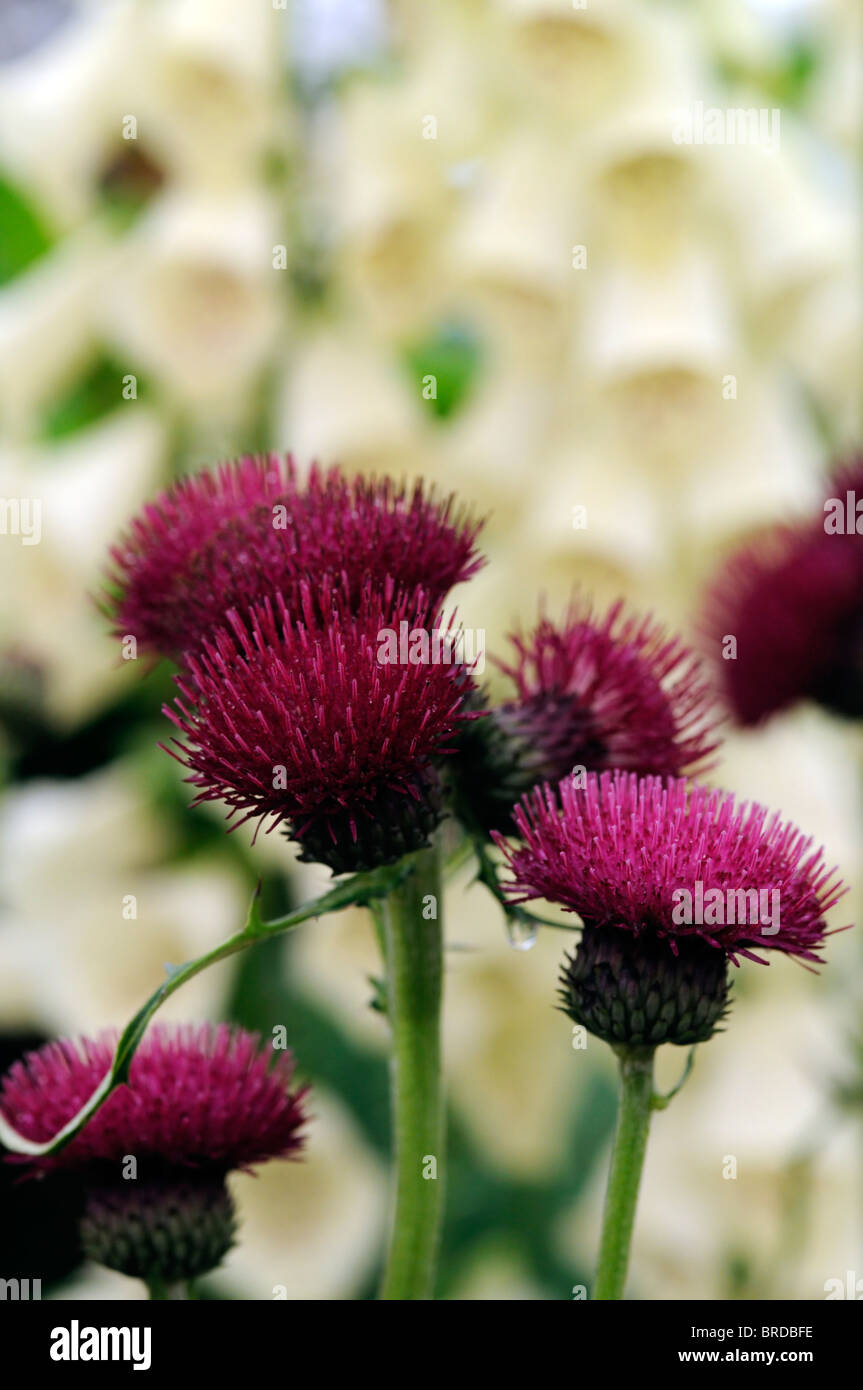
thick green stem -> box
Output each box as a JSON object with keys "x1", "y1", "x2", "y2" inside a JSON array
[
  {"x1": 593, "y1": 1047, "x2": 655, "y2": 1301},
  {"x1": 379, "y1": 844, "x2": 444, "y2": 1300}
]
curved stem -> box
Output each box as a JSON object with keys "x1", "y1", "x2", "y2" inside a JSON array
[
  {"x1": 471, "y1": 836, "x2": 577, "y2": 933},
  {"x1": 0, "y1": 861, "x2": 411, "y2": 1160},
  {"x1": 442, "y1": 832, "x2": 475, "y2": 880},
  {"x1": 593, "y1": 1047, "x2": 655, "y2": 1301},
  {"x1": 379, "y1": 844, "x2": 445, "y2": 1300},
  {"x1": 651, "y1": 1046, "x2": 695, "y2": 1110}
]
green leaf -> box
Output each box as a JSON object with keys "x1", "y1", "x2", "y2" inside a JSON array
[
  {"x1": 0, "y1": 173, "x2": 53, "y2": 286},
  {"x1": 39, "y1": 352, "x2": 147, "y2": 441},
  {"x1": 713, "y1": 37, "x2": 821, "y2": 110},
  {"x1": 402, "y1": 323, "x2": 482, "y2": 421}
]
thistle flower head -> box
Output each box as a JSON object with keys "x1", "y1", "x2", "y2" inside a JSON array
[
  {"x1": 107, "y1": 454, "x2": 297, "y2": 663},
  {"x1": 163, "y1": 586, "x2": 474, "y2": 872},
  {"x1": 704, "y1": 456, "x2": 863, "y2": 726},
  {"x1": 455, "y1": 599, "x2": 719, "y2": 834},
  {"x1": 0, "y1": 1023, "x2": 308, "y2": 1178},
  {"x1": 495, "y1": 770, "x2": 846, "y2": 1048},
  {"x1": 295, "y1": 464, "x2": 484, "y2": 599},
  {"x1": 497, "y1": 770, "x2": 844, "y2": 966},
  {"x1": 0, "y1": 1024, "x2": 307, "y2": 1284},
  {"x1": 107, "y1": 455, "x2": 485, "y2": 663}
]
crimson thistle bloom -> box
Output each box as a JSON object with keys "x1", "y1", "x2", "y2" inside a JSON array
[
  {"x1": 101, "y1": 457, "x2": 485, "y2": 1300},
  {"x1": 455, "y1": 598, "x2": 719, "y2": 834},
  {"x1": 496, "y1": 770, "x2": 844, "y2": 1047},
  {"x1": 106, "y1": 455, "x2": 484, "y2": 664},
  {"x1": 0, "y1": 1024, "x2": 308, "y2": 1290},
  {"x1": 704, "y1": 456, "x2": 863, "y2": 726},
  {"x1": 495, "y1": 769, "x2": 847, "y2": 1300},
  {"x1": 163, "y1": 586, "x2": 473, "y2": 873}
]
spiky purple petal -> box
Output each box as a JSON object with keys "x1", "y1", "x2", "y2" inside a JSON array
[
  {"x1": 495, "y1": 770, "x2": 846, "y2": 965},
  {"x1": 1, "y1": 1023, "x2": 308, "y2": 1177},
  {"x1": 107, "y1": 456, "x2": 484, "y2": 663}
]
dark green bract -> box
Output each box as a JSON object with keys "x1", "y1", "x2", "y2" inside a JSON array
[
  {"x1": 560, "y1": 925, "x2": 730, "y2": 1049},
  {"x1": 80, "y1": 1177, "x2": 236, "y2": 1284}
]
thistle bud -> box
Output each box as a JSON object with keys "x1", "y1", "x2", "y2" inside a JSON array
[
  {"x1": 559, "y1": 925, "x2": 730, "y2": 1048},
  {"x1": 81, "y1": 1178, "x2": 236, "y2": 1283}
]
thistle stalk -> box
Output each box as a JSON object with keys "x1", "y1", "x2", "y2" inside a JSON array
[
  {"x1": 593, "y1": 1047, "x2": 655, "y2": 1301},
  {"x1": 378, "y1": 843, "x2": 445, "y2": 1300}
]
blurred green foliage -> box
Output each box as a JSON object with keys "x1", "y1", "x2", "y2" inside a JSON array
[
  {"x1": 402, "y1": 323, "x2": 483, "y2": 422},
  {"x1": 0, "y1": 173, "x2": 53, "y2": 286},
  {"x1": 40, "y1": 351, "x2": 149, "y2": 441}
]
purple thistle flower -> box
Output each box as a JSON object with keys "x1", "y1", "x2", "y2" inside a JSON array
[
  {"x1": 454, "y1": 598, "x2": 720, "y2": 834},
  {"x1": 493, "y1": 771, "x2": 847, "y2": 1047},
  {"x1": 163, "y1": 586, "x2": 474, "y2": 872},
  {"x1": 704, "y1": 455, "x2": 863, "y2": 726},
  {"x1": 106, "y1": 455, "x2": 485, "y2": 664},
  {"x1": 293, "y1": 463, "x2": 484, "y2": 598},
  {"x1": 496, "y1": 770, "x2": 844, "y2": 966},
  {"x1": 0, "y1": 1024, "x2": 308, "y2": 1284},
  {"x1": 0, "y1": 1023, "x2": 308, "y2": 1178}
]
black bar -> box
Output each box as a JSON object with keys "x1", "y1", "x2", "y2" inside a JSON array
[{"x1": 1, "y1": 1298, "x2": 857, "y2": 1376}]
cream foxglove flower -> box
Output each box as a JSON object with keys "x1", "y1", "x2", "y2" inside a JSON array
[
  {"x1": 0, "y1": 1, "x2": 136, "y2": 225},
  {"x1": 498, "y1": 0, "x2": 641, "y2": 125},
  {"x1": 716, "y1": 130, "x2": 857, "y2": 307},
  {"x1": 124, "y1": 0, "x2": 284, "y2": 189},
  {"x1": 576, "y1": 252, "x2": 735, "y2": 480},
  {"x1": 809, "y1": 1, "x2": 862, "y2": 151},
  {"x1": 447, "y1": 133, "x2": 577, "y2": 363},
  {"x1": 276, "y1": 326, "x2": 424, "y2": 476},
  {"x1": 328, "y1": 83, "x2": 456, "y2": 336},
  {"x1": 0, "y1": 225, "x2": 112, "y2": 442},
  {"x1": 442, "y1": 365, "x2": 559, "y2": 524},
  {"x1": 516, "y1": 431, "x2": 667, "y2": 590},
  {"x1": 157, "y1": 0, "x2": 277, "y2": 84},
  {"x1": 682, "y1": 373, "x2": 824, "y2": 554},
  {"x1": 0, "y1": 766, "x2": 249, "y2": 1034},
  {"x1": 0, "y1": 408, "x2": 167, "y2": 726},
  {"x1": 780, "y1": 270, "x2": 863, "y2": 444},
  {"x1": 625, "y1": 988, "x2": 859, "y2": 1299},
  {"x1": 443, "y1": 859, "x2": 584, "y2": 1176},
  {"x1": 99, "y1": 189, "x2": 282, "y2": 410},
  {"x1": 213, "y1": 1092, "x2": 386, "y2": 1301}
]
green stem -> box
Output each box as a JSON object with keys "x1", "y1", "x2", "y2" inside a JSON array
[
  {"x1": 471, "y1": 835, "x2": 578, "y2": 934},
  {"x1": 379, "y1": 844, "x2": 445, "y2": 1300},
  {"x1": 593, "y1": 1047, "x2": 655, "y2": 1301},
  {"x1": 651, "y1": 1046, "x2": 695, "y2": 1111},
  {"x1": 368, "y1": 896, "x2": 388, "y2": 964},
  {"x1": 0, "y1": 860, "x2": 412, "y2": 1160},
  {"x1": 146, "y1": 1278, "x2": 188, "y2": 1300}
]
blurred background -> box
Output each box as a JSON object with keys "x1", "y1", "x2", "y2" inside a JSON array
[{"x1": 0, "y1": 0, "x2": 861, "y2": 1300}]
